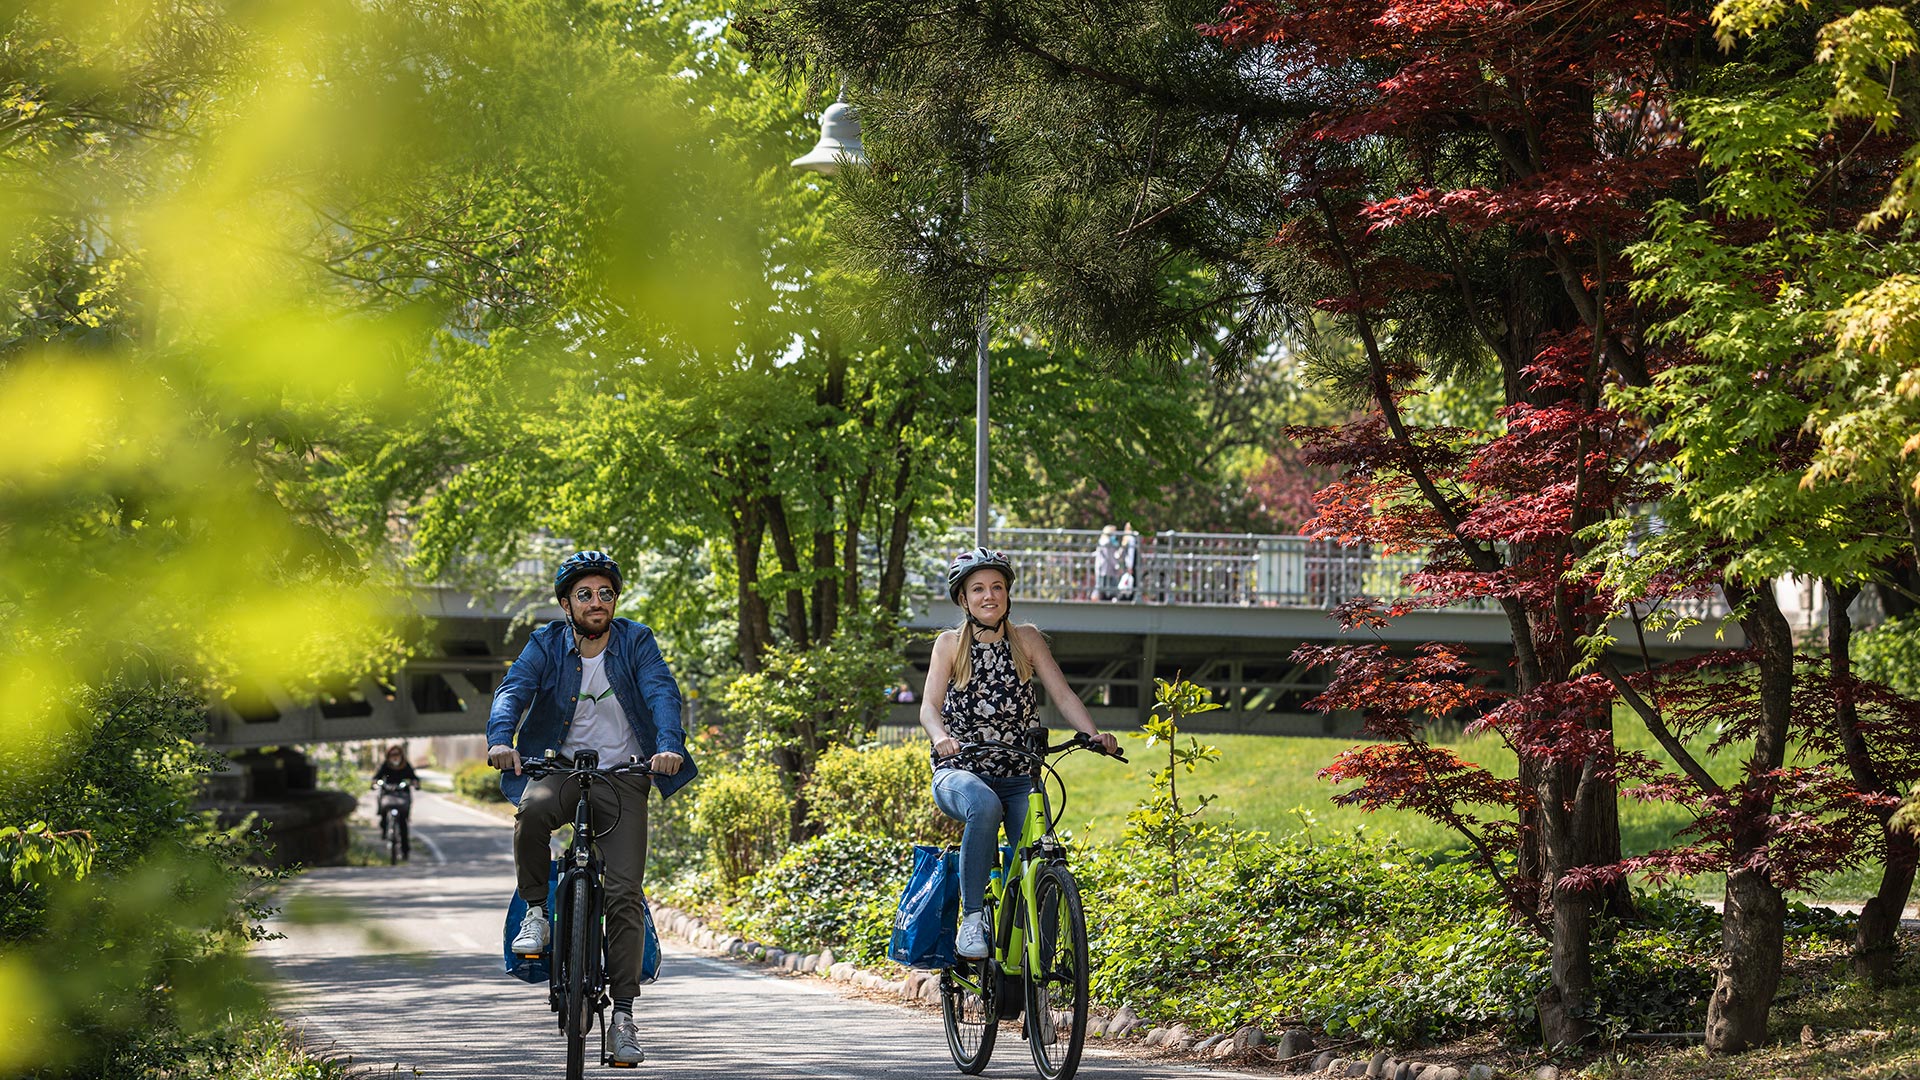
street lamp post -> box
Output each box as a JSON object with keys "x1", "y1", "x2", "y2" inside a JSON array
[{"x1": 795, "y1": 94, "x2": 992, "y2": 550}]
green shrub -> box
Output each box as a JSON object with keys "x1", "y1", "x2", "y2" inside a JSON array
[
  {"x1": 690, "y1": 766, "x2": 790, "y2": 894},
  {"x1": 807, "y1": 742, "x2": 955, "y2": 843},
  {"x1": 733, "y1": 829, "x2": 910, "y2": 967},
  {"x1": 453, "y1": 759, "x2": 504, "y2": 802},
  {"x1": 1079, "y1": 827, "x2": 1546, "y2": 1043}
]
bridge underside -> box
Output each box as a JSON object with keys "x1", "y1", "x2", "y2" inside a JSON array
[
  {"x1": 203, "y1": 593, "x2": 1744, "y2": 749},
  {"x1": 889, "y1": 599, "x2": 1736, "y2": 736}
]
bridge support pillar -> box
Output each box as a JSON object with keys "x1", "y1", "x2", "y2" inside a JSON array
[{"x1": 1137, "y1": 632, "x2": 1159, "y2": 725}]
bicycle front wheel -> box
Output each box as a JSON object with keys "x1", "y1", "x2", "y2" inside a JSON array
[
  {"x1": 563, "y1": 875, "x2": 592, "y2": 1080},
  {"x1": 1024, "y1": 864, "x2": 1089, "y2": 1080},
  {"x1": 387, "y1": 811, "x2": 402, "y2": 865}
]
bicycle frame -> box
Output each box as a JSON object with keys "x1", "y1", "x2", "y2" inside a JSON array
[
  {"x1": 550, "y1": 773, "x2": 607, "y2": 1023},
  {"x1": 987, "y1": 766, "x2": 1059, "y2": 979},
  {"x1": 954, "y1": 732, "x2": 1120, "y2": 982}
]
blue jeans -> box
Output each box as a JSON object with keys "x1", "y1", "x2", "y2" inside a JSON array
[{"x1": 931, "y1": 769, "x2": 1033, "y2": 916}]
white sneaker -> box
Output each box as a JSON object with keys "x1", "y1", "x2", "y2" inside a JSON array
[
  {"x1": 512, "y1": 904, "x2": 550, "y2": 955},
  {"x1": 610, "y1": 1011, "x2": 644, "y2": 1065},
  {"x1": 956, "y1": 911, "x2": 990, "y2": 959}
]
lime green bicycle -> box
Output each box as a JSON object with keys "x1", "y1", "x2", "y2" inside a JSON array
[{"x1": 940, "y1": 731, "x2": 1125, "y2": 1080}]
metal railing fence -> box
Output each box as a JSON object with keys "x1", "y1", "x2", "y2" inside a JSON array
[{"x1": 918, "y1": 526, "x2": 1728, "y2": 616}]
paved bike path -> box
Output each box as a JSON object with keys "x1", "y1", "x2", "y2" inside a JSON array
[{"x1": 256, "y1": 791, "x2": 1266, "y2": 1080}]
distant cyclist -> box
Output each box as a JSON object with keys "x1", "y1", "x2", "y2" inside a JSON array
[
  {"x1": 919, "y1": 547, "x2": 1118, "y2": 959},
  {"x1": 371, "y1": 744, "x2": 419, "y2": 843},
  {"x1": 486, "y1": 550, "x2": 698, "y2": 1066}
]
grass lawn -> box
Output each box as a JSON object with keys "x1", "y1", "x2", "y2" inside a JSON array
[{"x1": 1049, "y1": 723, "x2": 1887, "y2": 903}]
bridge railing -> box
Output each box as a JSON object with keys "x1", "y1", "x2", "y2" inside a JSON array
[
  {"x1": 922, "y1": 527, "x2": 1729, "y2": 616},
  {"x1": 919, "y1": 527, "x2": 1449, "y2": 609}
]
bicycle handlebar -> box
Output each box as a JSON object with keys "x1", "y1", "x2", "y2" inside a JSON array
[
  {"x1": 951, "y1": 731, "x2": 1128, "y2": 765},
  {"x1": 513, "y1": 755, "x2": 656, "y2": 781}
]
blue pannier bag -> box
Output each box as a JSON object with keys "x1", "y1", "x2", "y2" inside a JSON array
[
  {"x1": 888, "y1": 844, "x2": 959, "y2": 969},
  {"x1": 502, "y1": 860, "x2": 662, "y2": 985}
]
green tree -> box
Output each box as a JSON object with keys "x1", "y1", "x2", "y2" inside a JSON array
[
  {"x1": 1596, "y1": 1, "x2": 1920, "y2": 990},
  {"x1": 357, "y1": 3, "x2": 1230, "y2": 783}
]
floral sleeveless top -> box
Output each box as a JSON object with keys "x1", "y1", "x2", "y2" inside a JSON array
[{"x1": 939, "y1": 637, "x2": 1038, "y2": 777}]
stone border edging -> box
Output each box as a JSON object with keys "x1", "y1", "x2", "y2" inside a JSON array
[{"x1": 648, "y1": 902, "x2": 1522, "y2": 1079}]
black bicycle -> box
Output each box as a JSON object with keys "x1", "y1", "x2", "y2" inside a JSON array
[
  {"x1": 514, "y1": 750, "x2": 653, "y2": 1079},
  {"x1": 373, "y1": 779, "x2": 411, "y2": 864}
]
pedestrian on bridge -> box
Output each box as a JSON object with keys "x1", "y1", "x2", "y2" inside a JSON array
[
  {"x1": 485, "y1": 549, "x2": 697, "y2": 1067},
  {"x1": 1092, "y1": 524, "x2": 1121, "y2": 600},
  {"x1": 920, "y1": 547, "x2": 1119, "y2": 958}
]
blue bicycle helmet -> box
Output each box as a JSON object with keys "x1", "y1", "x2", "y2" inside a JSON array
[{"x1": 553, "y1": 550, "x2": 624, "y2": 602}]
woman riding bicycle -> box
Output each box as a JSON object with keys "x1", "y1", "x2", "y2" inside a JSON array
[
  {"x1": 920, "y1": 547, "x2": 1118, "y2": 960},
  {"x1": 372, "y1": 744, "x2": 420, "y2": 786},
  {"x1": 371, "y1": 744, "x2": 419, "y2": 840}
]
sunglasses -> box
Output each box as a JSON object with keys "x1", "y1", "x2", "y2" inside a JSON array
[{"x1": 571, "y1": 586, "x2": 618, "y2": 605}]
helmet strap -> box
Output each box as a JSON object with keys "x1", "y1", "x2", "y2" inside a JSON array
[
  {"x1": 965, "y1": 603, "x2": 1011, "y2": 639},
  {"x1": 565, "y1": 609, "x2": 610, "y2": 644}
]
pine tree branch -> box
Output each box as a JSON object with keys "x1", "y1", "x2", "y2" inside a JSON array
[{"x1": 1119, "y1": 116, "x2": 1245, "y2": 241}]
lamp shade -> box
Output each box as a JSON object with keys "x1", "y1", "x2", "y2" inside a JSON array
[{"x1": 792, "y1": 100, "x2": 866, "y2": 175}]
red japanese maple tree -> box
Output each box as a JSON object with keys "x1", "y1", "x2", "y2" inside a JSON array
[
  {"x1": 1208, "y1": 0, "x2": 1918, "y2": 1051},
  {"x1": 1198, "y1": 0, "x2": 1713, "y2": 1046}
]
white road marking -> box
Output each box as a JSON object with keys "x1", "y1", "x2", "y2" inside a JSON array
[
  {"x1": 414, "y1": 829, "x2": 448, "y2": 865},
  {"x1": 423, "y1": 790, "x2": 519, "y2": 827}
]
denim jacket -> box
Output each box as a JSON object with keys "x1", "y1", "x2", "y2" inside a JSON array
[{"x1": 486, "y1": 618, "x2": 698, "y2": 804}]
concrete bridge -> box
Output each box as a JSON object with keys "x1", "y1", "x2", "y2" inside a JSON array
[{"x1": 203, "y1": 527, "x2": 1770, "y2": 748}]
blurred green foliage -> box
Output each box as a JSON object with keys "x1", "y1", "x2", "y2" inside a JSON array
[
  {"x1": 452, "y1": 759, "x2": 506, "y2": 803},
  {"x1": 0, "y1": 683, "x2": 283, "y2": 1075},
  {"x1": 0, "y1": 0, "x2": 814, "y2": 1069}
]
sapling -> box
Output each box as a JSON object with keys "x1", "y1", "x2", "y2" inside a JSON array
[{"x1": 1124, "y1": 676, "x2": 1222, "y2": 895}]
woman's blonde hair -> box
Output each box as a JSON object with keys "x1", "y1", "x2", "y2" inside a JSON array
[{"x1": 948, "y1": 619, "x2": 1036, "y2": 689}]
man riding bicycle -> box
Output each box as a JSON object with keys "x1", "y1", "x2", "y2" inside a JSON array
[{"x1": 487, "y1": 550, "x2": 698, "y2": 1066}]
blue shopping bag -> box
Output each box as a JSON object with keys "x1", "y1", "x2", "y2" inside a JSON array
[
  {"x1": 502, "y1": 860, "x2": 662, "y2": 985},
  {"x1": 887, "y1": 845, "x2": 959, "y2": 969},
  {"x1": 502, "y1": 859, "x2": 560, "y2": 984}
]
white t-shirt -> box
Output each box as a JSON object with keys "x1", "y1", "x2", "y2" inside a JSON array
[{"x1": 561, "y1": 652, "x2": 643, "y2": 764}]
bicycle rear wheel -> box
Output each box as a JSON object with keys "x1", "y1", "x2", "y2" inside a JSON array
[
  {"x1": 941, "y1": 893, "x2": 999, "y2": 1073},
  {"x1": 563, "y1": 875, "x2": 592, "y2": 1080},
  {"x1": 1024, "y1": 864, "x2": 1089, "y2": 1080}
]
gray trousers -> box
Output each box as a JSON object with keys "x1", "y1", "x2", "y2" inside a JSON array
[{"x1": 516, "y1": 772, "x2": 652, "y2": 998}]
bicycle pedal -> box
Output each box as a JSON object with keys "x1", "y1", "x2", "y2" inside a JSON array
[
  {"x1": 518, "y1": 952, "x2": 544, "y2": 959},
  {"x1": 608, "y1": 1064, "x2": 638, "y2": 1070}
]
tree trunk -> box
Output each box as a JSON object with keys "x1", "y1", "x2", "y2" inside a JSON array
[
  {"x1": 876, "y1": 454, "x2": 916, "y2": 618},
  {"x1": 731, "y1": 495, "x2": 771, "y2": 674},
  {"x1": 812, "y1": 521, "x2": 837, "y2": 644},
  {"x1": 1707, "y1": 580, "x2": 1795, "y2": 1055},
  {"x1": 769, "y1": 746, "x2": 814, "y2": 842},
  {"x1": 842, "y1": 471, "x2": 871, "y2": 619},
  {"x1": 1575, "y1": 699, "x2": 1631, "y2": 920},
  {"x1": 1539, "y1": 880, "x2": 1595, "y2": 1049},
  {"x1": 1858, "y1": 830, "x2": 1919, "y2": 986},
  {"x1": 761, "y1": 494, "x2": 811, "y2": 649},
  {"x1": 1823, "y1": 578, "x2": 1917, "y2": 982},
  {"x1": 1706, "y1": 866, "x2": 1786, "y2": 1053},
  {"x1": 1534, "y1": 747, "x2": 1598, "y2": 1049}
]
